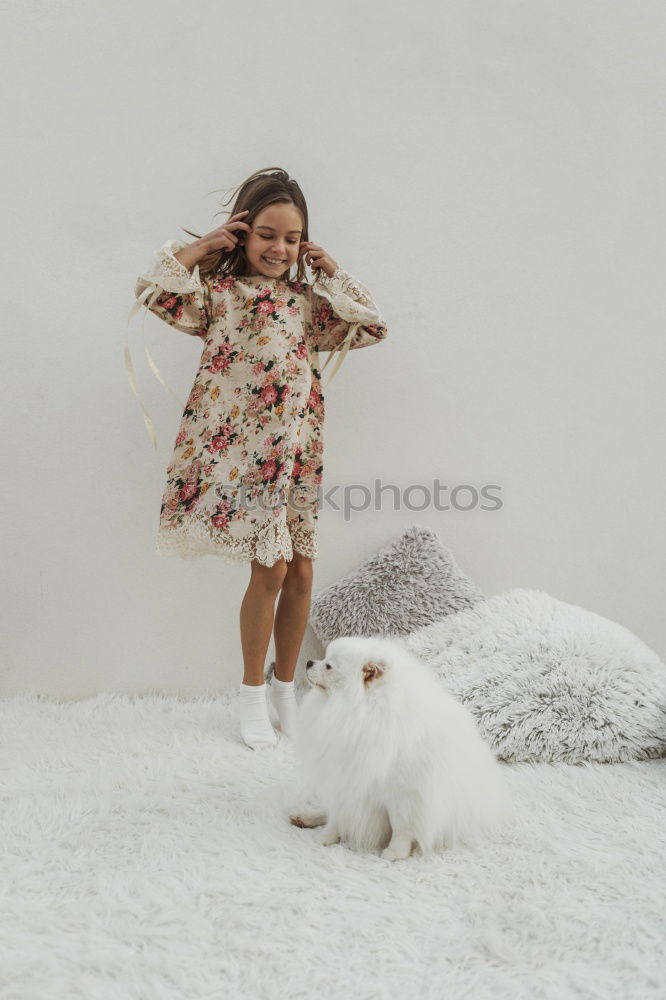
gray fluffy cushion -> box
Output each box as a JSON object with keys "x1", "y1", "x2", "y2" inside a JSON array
[
  {"x1": 308, "y1": 525, "x2": 485, "y2": 645},
  {"x1": 399, "y1": 588, "x2": 666, "y2": 763}
]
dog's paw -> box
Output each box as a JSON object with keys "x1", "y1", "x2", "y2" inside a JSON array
[
  {"x1": 381, "y1": 844, "x2": 413, "y2": 862},
  {"x1": 289, "y1": 811, "x2": 327, "y2": 829},
  {"x1": 319, "y1": 825, "x2": 341, "y2": 846}
]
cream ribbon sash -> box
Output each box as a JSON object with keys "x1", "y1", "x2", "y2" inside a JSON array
[
  {"x1": 126, "y1": 287, "x2": 359, "y2": 450},
  {"x1": 125, "y1": 282, "x2": 188, "y2": 450},
  {"x1": 320, "y1": 321, "x2": 360, "y2": 386}
]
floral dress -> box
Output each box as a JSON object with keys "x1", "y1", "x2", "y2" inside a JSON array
[{"x1": 133, "y1": 240, "x2": 389, "y2": 567}]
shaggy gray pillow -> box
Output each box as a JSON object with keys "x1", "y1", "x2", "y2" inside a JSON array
[
  {"x1": 308, "y1": 524, "x2": 485, "y2": 645},
  {"x1": 399, "y1": 588, "x2": 666, "y2": 764}
]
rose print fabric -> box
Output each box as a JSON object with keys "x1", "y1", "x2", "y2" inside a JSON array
[{"x1": 133, "y1": 240, "x2": 388, "y2": 567}]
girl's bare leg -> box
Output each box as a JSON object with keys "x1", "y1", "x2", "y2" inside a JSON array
[
  {"x1": 273, "y1": 552, "x2": 313, "y2": 682},
  {"x1": 240, "y1": 558, "x2": 289, "y2": 685}
]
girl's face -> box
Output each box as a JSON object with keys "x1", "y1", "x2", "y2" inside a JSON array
[{"x1": 243, "y1": 202, "x2": 304, "y2": 278}]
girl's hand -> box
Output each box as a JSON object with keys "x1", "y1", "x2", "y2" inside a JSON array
[
  {"x1": 203, "y1": 211, "x2": 253, "y2": 254},
  {"x1": 299, "y1": 241, "x2": 338, "y2": 278}
]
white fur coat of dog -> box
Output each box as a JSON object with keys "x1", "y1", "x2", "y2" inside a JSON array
[{"x1": 290, "y1": 636, "x2": 506, "y2": 860}]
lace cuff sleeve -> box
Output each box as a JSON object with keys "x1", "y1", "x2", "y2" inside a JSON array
[
  {"x1": 130, "y1": 239, "x2": 209, "y2": 338},
  {"x1": 308, "y1": 266, "x2": 388, "y2": 384}
]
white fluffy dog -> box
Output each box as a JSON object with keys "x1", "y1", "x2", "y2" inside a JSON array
[{"x1": 289, "y1": 636, "x2": 506, "y2": 860}]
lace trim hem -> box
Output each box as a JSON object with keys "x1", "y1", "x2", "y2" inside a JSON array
[{"x1": 156, "y1": 515, "x2": 318, "y2": 566}]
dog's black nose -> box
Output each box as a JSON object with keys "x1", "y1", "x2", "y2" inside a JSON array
[{"x1": 306, "y1": 660, "x2": 314, "y2": 669}]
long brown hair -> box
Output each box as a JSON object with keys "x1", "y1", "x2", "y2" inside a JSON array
[{"x1": 180, "y1": 166, "x2": 310, "y2": 283}]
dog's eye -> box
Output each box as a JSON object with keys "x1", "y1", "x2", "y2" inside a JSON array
[{"x1": 325, "y1": 664, "x2": 332, "y2": 670}]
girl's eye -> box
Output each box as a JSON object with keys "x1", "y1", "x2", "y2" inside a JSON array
[{"x1": 260, "y1": 235, "x2": 297, "y2": 244}]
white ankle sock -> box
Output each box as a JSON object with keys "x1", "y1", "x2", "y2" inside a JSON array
[
  {"x1": 268, "y1": 675, "x2": 298, "y2": 739},
  {"x1": 239, "y1": 682, "x2": 277, "y2": 749}
]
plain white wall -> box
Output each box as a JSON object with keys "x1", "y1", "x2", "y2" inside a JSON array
[{"x1": 3, "y1": 0, "x2": 665, "y2": 697}]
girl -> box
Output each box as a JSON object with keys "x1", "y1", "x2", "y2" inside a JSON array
[{"x1": 131, "y1": 167, "x2": 388, "y2": 750}]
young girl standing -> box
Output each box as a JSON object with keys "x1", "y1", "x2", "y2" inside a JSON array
[{"x1": 132, "y1": 167, "x2": 388, "y2": 750}]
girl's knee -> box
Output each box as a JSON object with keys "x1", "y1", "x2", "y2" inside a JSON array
[
  {"x1": 250, "y1": 557, "x2": 289, "y2": 591},
  {"x1": 285, "y1": 552, "x2": 314, "y2": 589}
]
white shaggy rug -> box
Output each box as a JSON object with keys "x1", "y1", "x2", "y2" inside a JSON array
[{"x1": 2, "y1": 692, "x2": 665, "y2": 1000}]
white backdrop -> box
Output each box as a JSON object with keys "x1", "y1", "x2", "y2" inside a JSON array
[{"x1": 3, "y1": 0, "x2": 665, "y2": 697}]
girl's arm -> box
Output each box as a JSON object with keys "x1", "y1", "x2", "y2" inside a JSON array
[
  {"x1": 308, "y1": 266, "x2": 388, "y2": 353},
  {"x1": 131, "y1": 239, "x2": 210, "y2": 338},
  {"x1": 307, "y1": 266, "x2": 389, "y2": 384}
]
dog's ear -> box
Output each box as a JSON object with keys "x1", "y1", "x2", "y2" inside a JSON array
[{"x1": 362, "y1": 659, "x2": 386, "y2": 686}]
